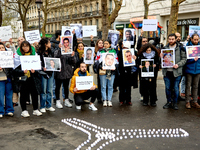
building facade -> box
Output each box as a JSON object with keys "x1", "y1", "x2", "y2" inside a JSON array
[
  {"x1": 26, "y1": 0, "x2": 113, "y2": 39},
  {"x1": 114, "y1": 0, "x2": 200, "y2": 45}
]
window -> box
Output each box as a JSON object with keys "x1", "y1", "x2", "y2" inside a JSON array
[
  {"x1": 96, "y1": 19, "x2": 99, "y2": 29},
  {"x1": 55, "y1": 24, "x2": 57, "y2": 30},
  {"x1": 75, "y1": 7, "x2": 77, "y2": 15},
  {"x1": 90, "y1": 4, "x2": 92, "y2": 12},
  {"x1": 96, "y1": 3, "x2": 99, "y2": 11},
  {"x1": 90, "y1": 20, "x2": 92, "y2": 25},
  {"x1": 80, "y1": 6, "x2": 82, "y2": 13},
  {"x1": 85, "y1": 20, "x2": 87, "y2": 25},
  {"x1": 84, "y1": 6, "x2": 87, "y2": 13},
  {"x1": 48, "y1": 25, "x2": 50, "y2": 32}
]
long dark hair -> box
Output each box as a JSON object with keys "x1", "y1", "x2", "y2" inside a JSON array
[
  {"x1": 95, "y1": 39, "x2": 103, "y2": 53},
  {"x1": 138, "y1": 43, "x2": 160, "y2": 56},
  {"x1": 20, "y1": 41, "x2": 32, "y2": 55},
  {"x1": 38, "y1": 37, "x2": 51, "y2": 54}
]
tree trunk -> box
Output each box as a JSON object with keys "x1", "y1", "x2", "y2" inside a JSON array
[
  {"x1": 168, "y1": 0, "x2": 186, "y2": 35},
  {"x1": 143, "y1": 0, "x2": 149, "y2": 38},
  {"x1": 101, "y1": 0, "x2": 109, "y2": 40},
  {"x1": 22, "y1": 15, "x2": 27, "y2": 37},
  {"x1": 41, "y1": 11, "x2": 47, "y2": 37},
  {"x1": 0, "y1": 4, "x2": 2, "y2": 27}
]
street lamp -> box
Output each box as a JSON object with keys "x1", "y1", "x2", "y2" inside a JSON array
[{"x1": 35, "y1": 0, "x2": 43, "y2": 34}]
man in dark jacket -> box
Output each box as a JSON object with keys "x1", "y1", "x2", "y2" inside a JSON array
[
  {"x1": 50, "y1": 30, "x2": 61, "y2": 56},
  {"x1": 162, "y1": 34, "x2": 186, "y2": 110}
]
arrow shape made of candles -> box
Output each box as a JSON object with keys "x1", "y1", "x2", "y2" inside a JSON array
[{"x1": 61, "y1": 118, "x2": 189, "y2": 150}]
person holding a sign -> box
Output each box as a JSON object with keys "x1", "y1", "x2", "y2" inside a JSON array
[
  {"x1": 0, "y1": 42, "x2": 14, "y2": 118},
  {"x1": 13, "y1": 41, "x2": 42, "y2": 117},
  {"x1": 138, "y1": 43, "x2": 160, "y2": 106},
  {"x1": 37, "y1": 38, "x2": 55, "y2": 113},
  {"x1": 69, "y1": 62, "x2": 98, "y2": 110},
  {"x1": 184, "y1": 33, "x2": 200, "y2": 109},
  {"x1": 161, "y1": 34, "x2": 186, "y2": 110},
  {"x1": 95, "y1": 39, "x2": 118, "y2": 107}
]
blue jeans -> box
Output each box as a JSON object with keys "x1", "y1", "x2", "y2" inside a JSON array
[
  {"x1": 53, "y1": 79, "x2": 65, "y2": 99},
  {"x1": 0, "y1": 78, "x2": 14, "y2": 115},
  {"x1": 164, "y1": 72, "x2": 181, "y2": 103},
  {"x1": 99, "y1": 74, "x2": 115, "y2": 101},
  {"x1": 40, "y1": 74, "x2": 54, "y2": 109}
]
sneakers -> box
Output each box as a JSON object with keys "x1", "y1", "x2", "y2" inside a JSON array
[
  {"x1": 56, "y1": 100, "x2": 63, "y2": 109},
  {"x1": 120, "y1": 102, "x2": 123, "y2": 106},
  {"x1": 186, "y1": 102, "x2": 191, "y2": 109},
  {"x1": 173, "y1": 103, "x2": 179, "y2": 110},
  {"x1": 64, "y1": 99, "x2": 72, "y2": 108},
  {"x1": 107, "y1": 101, "x2": 112, "y2": 107},
  {"x1": 0, "y1": 114, "x2": 3, "y2": 118},
  {"x1": 192, "y1": 102, "x2": 200, "y2": 109},
  {"x1": 21, "y1": 110, "x2": 30, "y2": 117},
  {"x1": 76, "y1": 105, "x2": 81, "y2": 110},
  {"x1": 40, "y1": 108, "x2": 46, "y2": 113},
  {"x1": 163, "y1": 102, "x2": 172, "y2": 109},
  {"x1": 7, "y1": 112, "x2": 14, "y2": 116},
  {"x1": 46, "y1": 107, "x2": 55, "y2": 112},
  {"x1": 33, "y1": 110, "x2": 42, "y2": 116},
  {"x1": 140, "y1": 96, "x2": 143, "y2": 101},
  {"x1": 103, "y1": 100, "x2": 107, "y2": 107},
  {"x1": 89, "y1": 103, "x2": 98, "y2": 111},
  {"x1": 127, "y1": 102, "x2": 132, "y2": 106}
]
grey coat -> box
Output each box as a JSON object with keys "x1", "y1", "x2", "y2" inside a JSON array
[
  {"x1": 54, "y1": 49, "x2": 76, "y2": 80},
  {"x1": 162, "y1": 43, "x2": 186, "y2": 77}
]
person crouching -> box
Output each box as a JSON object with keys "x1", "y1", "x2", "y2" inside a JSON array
[{"x1": 69, "y1": 62, "x2": 98, "y2": 110}]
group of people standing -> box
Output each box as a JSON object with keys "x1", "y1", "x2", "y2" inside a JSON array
[{"x1": 0, "y1": 28, "x2": 200, "y2": 118}]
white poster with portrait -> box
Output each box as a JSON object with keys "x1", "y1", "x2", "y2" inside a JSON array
[
  {"x1": 122, "y1": 49, "x2": 135, "y2": 67},
  {"x1": 161, "y1": 49, "x2": 175, "y2": 68},
  {"x1": 20, "y1": 56, "x2": 41, "y2": 70},
  {"x1": 84, "y1": 47, "x2": 95, "y2": 64},
  {"x1": 108, "y1": 30, "x2": 120, "y2": 49},
  {"x1": 189, "y1": 26, "x2": 200, "y2": 37},
  {"x1": 76, "y1": 76, "x2": 93, "y2": 90},
  {"x1": 70, "y1": 24, "x2": 82, "y2": 38},
  {"x1": 62, "y1": 26, "x2": 72, "y2": 36},
  {"x1": 60, "y1": 35, "x2": 73, "y2": 55},
  {"x1": 123, "y1": 28, "x2": 135, "y2": 45},
  {"x1": 141, "y1": 59, "x2": 154, "y2": 77},
  {"x1": 102, "y1": 53, "x2": 115, "y2": 70},
  {"x1": 44, "y1": 58, "x2": 61, "y2": 72}
]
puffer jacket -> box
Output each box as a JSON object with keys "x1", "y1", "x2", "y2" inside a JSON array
[
  {"x1": 54, "y1": 49, "x2": 76, "y2": 80},
  {"x1": 185, "y1": 41, "x2": 200, "y2": 74},
  {"x1": 69, "y1": 68, "x2": 97, "y2": 94}
]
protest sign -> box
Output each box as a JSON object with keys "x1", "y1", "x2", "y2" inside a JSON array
[
  {"x1": 189, "y1": 26, "x2": 200, "y2": 37},
  {"x1": 0, "y1": 26, "x2": 12, "y2": 41},
  {"x1": 44, "y1": 58, "x2": 61, "y2": 71},
  {"x1": 20, "y1": 56, "x2": 41, "y2": 70},
  {"x1": 161, "y1": 49, "x2": 175, "y2": 68},
  {"x1": 141, "y1": 59, "x2": 154, "y2": 77},
  {"x1": 186, "y1": 46, "x2": 200, "y2": 59},
  {"x1": 83, "y1": 25, "x2": 97, "y2": 37},
  {"x1": 102, "y1": 52, "x2": 115, "y2": 70},
  {"x1": 61, "y1": 36, "x2": 73, "y2": 55},
  {"x1": 123, "y1": 28, "x2": 135, "y2": 45},
  {"x1": 24, "y1": 30, "x2": 41, "y2": 44},
  {"x1": 122, "y1": 49, "x2": 135, "y2": 67},
  {"x1": 0, "y1": 51, "x2": 14, "y2": 68},
  {"x1": 142, "y1": 19, "x2": 158, "y2": 31},
  {"x1": 70, "y1": 24, "x2": 82, "y2": 38},
  {"x1": 108, "y1": 30, "x2": 120, "y2": 48},
  {"x1": 62, "y1": 26, "x2": 72, "y2": 36},
  {"x1": 84, "y1": 47, "x2": 95, "y2": 64},
  {"x1": 76, "y1": 76, "x2": 93, "y2": 90}
]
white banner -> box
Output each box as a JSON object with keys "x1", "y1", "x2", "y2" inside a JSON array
[
  {"x1": 0, "y1": 26, "x2": 12, "y2": 41},
  {"x1": 24, "y1": 30, "x2": 41, "y2": 44},
  {"x1": 20, "y1": 56, "x2": 41, "y2": 70},
  {"x1": 83, "y1": 25, "x2": 97, "y2": 37},
  {"x1": 142, "y1": 19, "x2": 158, "y2": 31},
  {"x1": 76, "y1": 76, "x2": 93, "y2": 90},
  {"x1": 0, "y1": 51, "x2": 14, "y2": 68}
]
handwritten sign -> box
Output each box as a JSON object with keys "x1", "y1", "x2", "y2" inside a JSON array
[
  {"x1": 142, "y1": 19, "x2": 158, "y2": 31},
  {"x1": 83, "y1": 25, "x2": 97, "y2": 37},
  {"x1": 0, "y1": 51, "x2": 14, "y2": 68},
  {"x1": 20, "y1": 56, "x2": 41, "y2": 70},
  {"x1": 24, "y1": 30, "x2": 41, "y2": 44},
  {"x1": 76, "y1": 76, "x2": 93, "y2": 90},
  {"x1": 0, "y1": 26, "x2": 12, "y2": 41},
  {"x1": 189, "y1": 26, "x2": 200, "y2": 37}
]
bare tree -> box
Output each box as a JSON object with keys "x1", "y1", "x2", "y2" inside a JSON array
[
  {"x1": 101, "y1": 0, "x2": 123, "y2": 40},
  {"x1": 168, "y1": 0, "x2": 186, "y2": 34},
  {"x1": 2, "y1": 0, "x2": 34, "y2": 36}
]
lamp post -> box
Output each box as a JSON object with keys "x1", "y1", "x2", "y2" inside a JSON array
[{"x1": 35, "y1": 0, "x2": 43, "y2": 34}]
